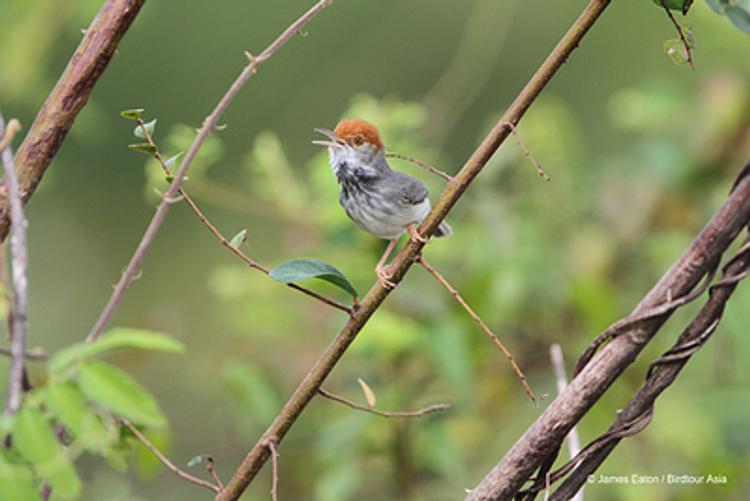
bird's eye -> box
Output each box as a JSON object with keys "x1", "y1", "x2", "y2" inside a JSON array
[{"x1": 351, "y1": 135, "x2": 365, "y2": 146}]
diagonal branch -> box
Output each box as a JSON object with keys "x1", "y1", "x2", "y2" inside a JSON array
[
  {"x1": 0, "y1": 0, "x2": 147, "y2": 242},
  {"x1": 467, "y1": 162, "x2": 750, "y2": 500},
  {"x1": 217, "y1": 2, "x2": 613, "y2": 499},
  {"x1": 85, "y1": 0, "x2": 334, "y2": 343},
  {"x1": 1, "y1": 115, "x2": 29, "y2": 416}
]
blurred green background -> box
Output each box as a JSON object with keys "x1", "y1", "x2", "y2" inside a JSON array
[{"x1": 2, "y1": 0, "x2": 750, "y2": 499}]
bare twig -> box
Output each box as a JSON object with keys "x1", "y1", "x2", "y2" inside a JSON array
[
  {"x1": 219, "y1": 2, "x2": 611, "y2": 498},
  {"x1": 264, "y1": 439, "x2": 280, "y2": 501},
  {"x1": 0, "y1": 346, "x2": 48, "y2": 360},
  {"x1": 385, "y1": 152, "x2": 453, "y2": 182},
  {"x1": 1, "y1": 115, "x2": 29, "y2": 416},
  {"x1": 119, "y1": 419, "x2": 221, "y2": 494},
  {"x1": 0, "y1": 0, "x2": 147, "y2": 242},
  {"x1": 134, "y1": 119, "x2": 351, "y2": 315},
  {"x1": 660, "y1": 0, "x2": 694, "y2": 69},
  {"x1": 318, "y1": 388, "x2": 450, "y2": 418},
  {"x1": 417, "y1": 256, "x2": 537, "y2": 403},
  {"x1": 548, "y1": 344, "x2": 583, "y2": 501},
  {"x1": 205, "y1": 457, "x2": 224, "y2": 491},
  {"x1": 85, "y1": 0, "x2": 334, "y2": 343},
  {"x1": 504, "y1": 122, "x2": 550, "y2": 181}
]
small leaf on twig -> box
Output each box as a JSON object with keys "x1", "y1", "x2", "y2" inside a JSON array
[
  {"x1": 128, "y1": 143, "x2": 158, "y2": 155},
  {"x1": 187, "y1": 455, "x2": 209, "y2": 468},
  {"x1": 651, "y1": 0, "x2": 693, "y2": 14},
  {"x1": 663, "y1": 38, "x2": 691, "y2": 66},
  {"x1": 269, "y1": 259, "x2": 358, "y2": 299},
  {"x1": 229, "y1": 229, "x2": 247, "y2": 248},
  {"x1": 357, "y1": 378, "x2": 376, "y2": 407},
  {"x1": 164, "y1": 152, "x2": 183, "y2": 172},
  {"x1": 134, "y1": 119, "x2": 157, "y2": 139},
  {"x1": 120, "y1": 108, "x2": 144, "y2": 121}
]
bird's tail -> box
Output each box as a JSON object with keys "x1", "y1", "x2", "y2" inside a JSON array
[{"x1": 434, "y1": 220, "x2": 452, "y2": 237}]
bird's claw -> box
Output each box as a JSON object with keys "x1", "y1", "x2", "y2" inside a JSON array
[
  {"x1": 407, "y1": 224, "x2": 428, "y2": 244},
  {"x1": 376, "y1": 264, "x2": 396, "y2": 290}
]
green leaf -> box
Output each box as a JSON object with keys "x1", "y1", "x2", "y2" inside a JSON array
[
  {"x1": 269, "y1": 259, "x2": 358, "y2": 298},
  {"x1": 120, "y1": 108, "x2": 144, "y2": 121},
  {"x1": 704, "y1": 0, "x2": 726, "y2": 14},
  {"x1": 0, "y1": 453, "x2": 37, "y2": 501},
  {"x1": 128, "y1": 142, "x2": 158, "y2": 155},
  {"x1": 187, "y1": 454, "x2": 209, "y2": 467},
  {"x1": 134, "y1": 428, "x2": 170, "y2": 480},
  {"x1": 134, "y1": 119, "x2": 157, "y2": 139},
  {"x1": 163, "y1": 152, "x2": 183, "y2": 172},
  {"x1": 663, "y1": 38, "x2": 691, "y2": 66},
  {"x1": 725, "y1": 5, "x2": 750, "y2": 32},
  {"x1": 229, "y1": 229, "x2": 247, "y2": 248},
  {"x1": 78, "y1": 361, "x2": 167, "y2": 427},
  {"x1": 652, "y1": 0, "x2": 693, "y2": 13},
  {"x1": 45, "y1": 381, "x2": 112, "y2": 454},
  {"x1": 50, "y1": 328, "x2": 184, "y2": 374},
  {"x1": 13, "y1": 406, "x2": 82, "y2": 499}
]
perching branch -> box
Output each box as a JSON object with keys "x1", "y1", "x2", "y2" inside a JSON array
[
  {"x1": 85, "y1": 0, "x2": 335, "y2": 343},
  {"x1": 1, "y1": 115, "x2": 29, "y2": 416},
  {"x1": 318, "y1": 388, "x2": 451, "y2": 418},
  {"x1": 466, "y1": 161, "x2": 750, "y2": 500},
  {"x1": 133, "y1": 118, "x2": 351, "y2": 315},
  {"x1": 119, "y1": 418, "x2": 221, "y2": 494},
  {"x1": 0, "y1": 0, "x2": 147, "y2": 242},
  {"x1": 217, "y1": 2, "x2": 613, "y2": 499},
  {"x1": 416, "y1": 256, "x2": 537, "y2": 403}
]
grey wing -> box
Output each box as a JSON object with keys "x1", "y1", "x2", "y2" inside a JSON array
[{"x1": 392, "y1": 171, "x2": 428, "y2": 206}]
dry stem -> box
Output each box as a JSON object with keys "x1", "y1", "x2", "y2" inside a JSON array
[{"x1": 318, "y1": 388, "x2": 450, "y2": 418}]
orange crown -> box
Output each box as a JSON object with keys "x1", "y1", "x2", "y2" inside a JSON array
[{"x1": 334, "y1": 119, "x2": 383, "y2": 150}]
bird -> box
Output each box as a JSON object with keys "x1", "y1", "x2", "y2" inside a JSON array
[{"x1": 313, "y1": 118, "x2": 451, "y2": 289}]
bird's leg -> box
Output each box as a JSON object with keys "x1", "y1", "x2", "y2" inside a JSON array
[
  {"x1": 407, "y1": 223, "x2": 428, "y2": 244},
  {"x1": 375, "y1": 239, "x2": 398, "y2": 289}
]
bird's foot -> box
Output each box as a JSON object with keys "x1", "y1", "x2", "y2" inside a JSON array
[
  {"x1": 375, "y1": 263, "x2": 396, "y2": 290},
  {"x1": 407, "y1": 224, "x2": 428, "y2": 244}
]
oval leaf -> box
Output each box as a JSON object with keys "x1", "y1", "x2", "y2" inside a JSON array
[
  {"x1": 357, "y1": 378, "x2": 376, "y2": 407},
  {"x1": 164, "y1": 152, "x2": 183, "y2": 172},
  {"x1": 120, "y1": 108, "x2": 144, "y2": 121},
  {"x1": 725, "y1": 5, "x2": 750, "y2": 33},
  {"x1": 50, "y1": 328, "x2": 184, "y2": 374},
  {"x1": 78, "y1": 361, "x2": 166, "y2": 427},
  {"x1": 13, "y1": 406, "x2": 81, "y2": 498},
  {"x1": 45, "y1": 382, "x2": 112, "y2": 454},
  {"x1": 269, "y1": 259, "x2": 358, "y2": 298},
  {"x1": 134, "y1": 119, "x2": 157, "y2": 139},
  {"x1": 0, "y1": 453, "x2": 37, "y2": 501}
]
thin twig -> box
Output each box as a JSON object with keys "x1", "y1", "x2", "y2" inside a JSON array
[
  {"x1": 1, "y1": 115, "x2": 29, "y2": 416},
  {"x1": 84, "y1": 0, "x2": 335, "y2": 344},
  {"x1": 548, "y1": 344, "x2": 583, "y2": 501},
  {"x1": 205, "y1": 457, "x2": 224, "y2": 491},
  {"x1": 0, "y1": 346, "x2": 48, "y2": 360},
  {"x1": 119, "y1": 418, "x2": 221, "y2": 494},
  {"x1": 135, "y1": 119, "x2": 352, "y2": 315},
  {"x1": 417, "y1": 256, "x2": 537, "y2": 403},
  {"x1": 660, "y1": 0, "x2": 694, "y2": 69},
  {"x1": 504, "y1": 122, "x2": 550, "y2": 181},
  {"x1": 385, "y1": 152, "x2": 453, "y2": 182},
  {"x1": 264, "y1": 439, "x2": 280, "y2": 501},
  {"x1": 318, "y1": 388, "x2": 450, "y2": 418}
]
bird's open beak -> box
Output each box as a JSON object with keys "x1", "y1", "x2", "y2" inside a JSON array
[{"x1": 312, "y1": 128, "x2": 347, "y2": 149}]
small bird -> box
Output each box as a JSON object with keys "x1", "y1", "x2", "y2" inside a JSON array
[{"x1": 313, "y1": 119, "x2": 451, "y2": 288}]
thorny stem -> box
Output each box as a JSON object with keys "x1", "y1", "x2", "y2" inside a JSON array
[
  {"x1": 119, "y1": 419, "x2": 221, "y2": 494},
  {"x1": 318, "y1": 388, "x2": 451, "y2": 418},
  {"x1": 218, "y1": 2, "x2": 611, "y2": 499},
  {"x1": 417, "y1": 256, "x2": 538, "y2": 403},
  {"x1": 85, "y1": 0, "x2": 335, "y2": 343},
  {"x1": 1, "y1": 116, "x2": 29, "y2": 416},
  {"x1": 135, "y1": 119, "x2": 352, "y2": 315}
]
